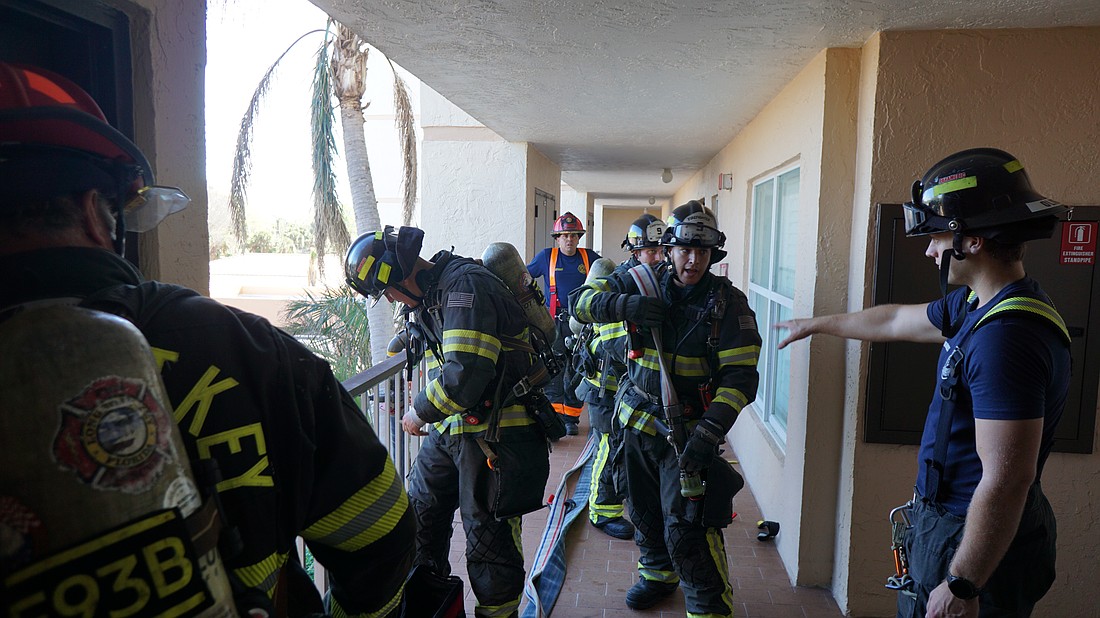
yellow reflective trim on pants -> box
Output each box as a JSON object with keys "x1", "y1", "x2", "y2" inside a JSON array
[
  {"x1": 718, "y1": 344, "x2": 761, "y2": 367},
  {"x1": 427, "y1": 379, "x2": 466, "y2": 417},
  {"x1": 301, "y1": 457, "x2": 410, "y2": 552},
  {"x1": 711, "y1": 388, "x2": 748, "y2": 413},
  {"x1": 328, "y1": 580, "x2": 405, "y2": 618},
  {"x1": 476, "y1": 598, "x2": 521, "y2": 618},
  {"x1": 638, "y1": 563, "x2": 678, "y2": 584},
  {"x1": 589, "y1": 433, "x2": 625, "y2": 521},
  {"x1": 442, "y1": 328, "x2": 502, "y2": 362},
  {"x1": 471, "y1": 518, "x2": 523, "y2": 617},
  {"x1": 690, "y1": 527, "x2": 733, "y2": 618},
  {"x1": 233, "y1": 551, "x2": 287, "y2": 598}
]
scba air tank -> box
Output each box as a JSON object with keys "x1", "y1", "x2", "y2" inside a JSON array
[
  {"x1": 569, "y1": 257, "x2": 617, "y2": 336},
  {"x1": 481, "y1": 242, "x2": 557, "y2": 345},
  {"x1": 0, "y1": 305, "x2": 237, "y2": 617}
]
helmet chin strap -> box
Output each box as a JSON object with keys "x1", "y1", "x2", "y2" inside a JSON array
[{"x1": 937, "y1": 234, "x2": 967, "y2": 336}]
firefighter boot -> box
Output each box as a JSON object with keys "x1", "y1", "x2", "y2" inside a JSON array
[
  {"x1": 625, "y1": 578, "x2": 679, "y2": 610},
  {"x1": 593, "y1": 516, "x2": 634, "y2": 540}
]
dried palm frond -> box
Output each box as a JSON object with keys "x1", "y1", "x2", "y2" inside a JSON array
[
  {"x1": 228, "y1": 29, "x2": 325, "y2": 247},
  {"x1": 388, "y1": 57, "x2": 418, "y2": 226}
]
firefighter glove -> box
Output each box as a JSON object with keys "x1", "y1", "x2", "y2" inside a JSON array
[
  {"x1": 619, "y1": 294, "x2": 666, "y2": 326},
  {"x1": 680, "y1": 418, "x2": 725, "y2": 473}
]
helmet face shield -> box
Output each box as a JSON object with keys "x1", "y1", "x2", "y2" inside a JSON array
[
  {"x1": 665, "y1": 221, "x2": 724, "y2": 247},
  {"x1": 903, "y1": 148, "x2": 1069, "y2": 240},
  {"x1": 902, "y1": 201, "x2": 933, "y2": 236},
  {"x1": 123, "y1": 186, "x2": 191, "y2": 232}
]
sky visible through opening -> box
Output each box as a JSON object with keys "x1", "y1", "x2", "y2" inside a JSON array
[{"x1": 206, "y1": 0, "x2": 417, "y2": 243}]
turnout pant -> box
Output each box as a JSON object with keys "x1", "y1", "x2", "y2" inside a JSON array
[
  {"x1": 622, "y1": 429, "x2": 734, "y2": 617},
  {"x1": 897, "y1": 484, "x2": 1056, "y2": 618},
  {"x1": 408, "y1": 430, "x2": 526, "y2": 618},
  {"x1": 586, "y1": 397, "x2": 627, "y2": 524}
]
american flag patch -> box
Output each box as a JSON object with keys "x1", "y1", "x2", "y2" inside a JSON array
[
  {"x1": 448, "y1": 292, "x2": 475, "y2": 308},
  {"x1": 739, "y1": 315, "x2": 757, "y2": 330}
]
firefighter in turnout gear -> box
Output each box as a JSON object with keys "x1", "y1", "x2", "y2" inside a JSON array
[
  {"x1": 574, "y1": 214, "x2": 667, "y2": 541},
  {"x1": 346, "y1": 226, "x2": 553, "y2": 618},
  {"x1": 778, "y1": 149, "x2": 1071, "y2": 618},
  {"x1": 527, "y1": 212, "x2": 601, "y2": 435},
  {"x1": 570, "y1": 201, "x2": 760, "y2": 616},
  {"x1": 0, "y1": 62, "x2": 414, "y2": 617}
]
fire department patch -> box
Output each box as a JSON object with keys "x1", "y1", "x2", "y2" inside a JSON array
[
  {"x1": 0, "y1": 496, "x2": 46, "y2": 574},
  {"x1": 52, "y1": 376, "x2": 175, "y2": 494}
]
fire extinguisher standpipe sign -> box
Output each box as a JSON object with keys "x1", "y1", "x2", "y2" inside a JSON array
[{"x1": 1060, "y1": 221, "x2": 1097, "y2": 265}]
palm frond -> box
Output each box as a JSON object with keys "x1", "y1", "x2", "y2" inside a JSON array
[
  {"x1": 229, "y1": 29, "x2": 325, "y2": 247},
  {"x1": 282, "y1": 285, "x2": 372, "y2": 380},
  {"x1": 310, "y1": 25, "x2": 352, "y2": 276},
  {"x1": 388, "y1": 57, "x2": 418, "y2": 226}
]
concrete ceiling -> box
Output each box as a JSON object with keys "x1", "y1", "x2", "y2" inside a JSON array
[{"x1": 311, "y1": 0, "x2": 1100, "y2": 207}]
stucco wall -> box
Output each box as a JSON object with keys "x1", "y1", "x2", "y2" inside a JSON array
[
  {"x1": 845, "y1": 27, "x2": 1100, "y2": 617},
  {"x1": 525, "y1": 146, "x2": 562, "y2": 259},
  {"x1": 420, "y1": 86, "x2": 531, "y2": 259},
  {"x1": 599, "y1": 207, "x2": 645, "y2": 264},
  {"x1": 124, "y1": 0, "x2": 208, "y2": 293},
  {"x1": 670, "y1": 47, "x2": 860, "y2": 592}
]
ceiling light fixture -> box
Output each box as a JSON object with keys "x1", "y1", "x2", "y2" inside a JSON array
[
  {"x1": 661, "y1": 168, "x2": 673, "y2": 183},
  {"x1": 648, "y1": 196, "x2": 656, "y2": 205}
]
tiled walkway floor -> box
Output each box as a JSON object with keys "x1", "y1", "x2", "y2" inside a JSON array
[{"x1": 448, "y1": 415, "x2": 845, "y2": 617}]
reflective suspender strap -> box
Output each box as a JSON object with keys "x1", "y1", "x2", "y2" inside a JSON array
[
  {"x1": 548, "y1": 247, "x2": 559, "y2": 315},
  {"x1": 922, "y1": 293, "x2": 1068, "y2": 503}
]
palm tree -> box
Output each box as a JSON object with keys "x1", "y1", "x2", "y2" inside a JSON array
[
  {"x1": 229, "y1": 19, "x2": 417, "y2": 365},
  {"x1": 281, "y1": 286, "x2": 371, "y2": 382}
]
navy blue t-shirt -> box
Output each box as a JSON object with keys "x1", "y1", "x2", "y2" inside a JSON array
[
  {"x1": 527, "y1": 247, "x2": 600, "y2": 313},
  {"x1": 916, "y1": 278, "x2": 1070, "y2": 515}
]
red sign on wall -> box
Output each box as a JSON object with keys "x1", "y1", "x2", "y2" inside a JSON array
[{"x1": 1060, "y1": 221, "x2": 1097, "y2": 265}]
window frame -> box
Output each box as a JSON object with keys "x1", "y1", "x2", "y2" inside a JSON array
[{"x1": 746, "y1": 164, "x2": 800, "y2": 445}]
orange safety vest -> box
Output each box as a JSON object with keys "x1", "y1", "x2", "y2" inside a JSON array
[{"x1": 548, "y1": 247, "x2": 591, "y2": 316}]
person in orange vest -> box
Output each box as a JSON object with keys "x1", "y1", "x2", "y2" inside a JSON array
[{"x1": 526, "y1": 212, "x2": 601, "y2": 435}]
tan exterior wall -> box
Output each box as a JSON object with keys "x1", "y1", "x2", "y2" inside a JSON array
[
  {"x1": 526, "y1": 146, "x2": 563, "y2": 259},
  {"x1": 674, "y1": 26, "x2": 1100, "y2": 617},
  {"x1": 421, "y1": 86, "x2": 560, "y2": 261},
  {"x1": 122, "y1": 0, "x2": 208, "y2": 293},
  {"x1": 420, "y1": 87, "x2": 528, "y2": 259},
  {"x1": 671, "y1": 47, "x2": 861, "y2": 592},
  {"x1": 599, "y1": 207, "x2": 646, "y2": 264}
]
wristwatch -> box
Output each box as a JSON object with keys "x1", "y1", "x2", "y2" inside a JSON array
[{"x1": 946, "y1": 574, "x2": 981, "y2": 600}]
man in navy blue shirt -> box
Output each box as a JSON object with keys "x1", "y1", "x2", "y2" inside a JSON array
[
  {"x1": 777, "y1": 148, "x2": 1070, "y2": 618},
  {"x1": 527, "y1": 212, "x2": 601, "y2": 434}
]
